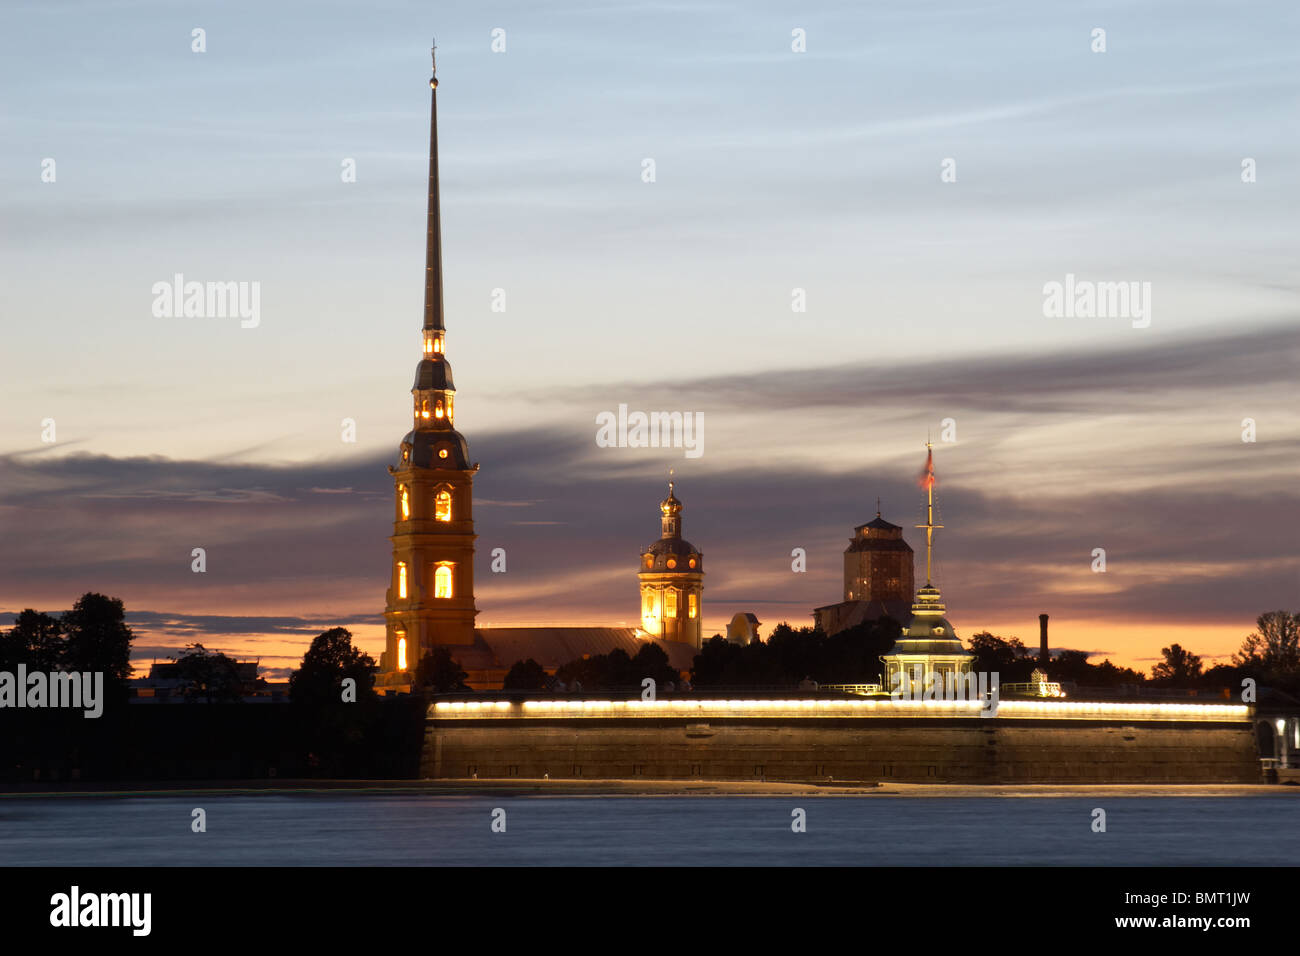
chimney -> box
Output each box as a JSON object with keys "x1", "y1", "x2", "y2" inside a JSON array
[{"x1": 1038, "y1": 613, "x2": 1050, "y2": 666}]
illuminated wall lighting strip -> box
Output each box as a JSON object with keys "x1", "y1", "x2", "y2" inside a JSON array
[{"x1": 428, "y1": 699, "x2": 1250, "y2": 723}]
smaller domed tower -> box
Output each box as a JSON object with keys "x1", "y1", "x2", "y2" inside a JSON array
[{"x1": 638, "y1": 481, "x2": 704, "y2": 648}]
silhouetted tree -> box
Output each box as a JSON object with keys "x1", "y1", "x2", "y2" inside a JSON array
[
  {"x1": 1234, "y1": 611, "x2": 1300, "y2": 673},
  {"x1": 414, "y1": 646, "x2": 469, "y2": 693},
  {"x1": 61, "y1": 593, "x2": 134, "y2": 704},
  {"x1": 688, "y1": 619, "x2": 900, "y2": 687},
  {"x1": 1151, "y1": 643, "x2": 1203, "y2": 684},
  {"x1": 1089, "y1": 658, "x2": 1146, "y2": 686},
  {"x1": 1, "y1": 609, "x2": 65, "y2": 671},
  {"x1": 289, "y1": 628, "x2": 378, "y2": 775},
  {"x1": 171, "y1": 643, "x2": 244, "y2": 703},
  {"x1": 289, "y1": 627, "x2": 377, "y2": 707},
  {"x1": 689, "y1": 636, "x2": 742, "y2": 685},
  {"x1": 630, "y1": 643, "x2": 675, "y2": 685},
  {"x1": 1200, "y1": 662, "x2": 1249, "y2": 697},
  {"x1": 503, "y1": 658, "x2": 548, "y2": 690},
  {"x1": 553, "y1": 643, "x2": 683, "y2": 690},
  {"x1": 967, "y1": 631, "x2": 1035, "y2": 681}
]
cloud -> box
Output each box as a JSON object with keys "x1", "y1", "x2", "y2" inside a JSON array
[{"x1": 1, "y1": 323, "x2": 1293, "y2": 668}]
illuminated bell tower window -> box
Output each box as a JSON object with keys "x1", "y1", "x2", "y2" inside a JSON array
[
  {"x1": 688, "y1": 593, "x2": 698, "y2": 619},
  {"x1": 642, "y1": 592, "x2": 658, "y2": 630},
  {"x1": 397, "y1": 562, "x2": 408, "y2": 599},
  {"x1": 435, "y1": 400, "x2": 445, "y2": 420},
  {"x1": 665, "y1": 589, "x2": 678, "y2": 617},
  {"x1": 434, "y1": 564, "x2": 454, "y2": 598},
  {"x1": 400, "y1": 486, "x2": 410, "y2": 519},
  {"x1": 397, "y1": 635, "x2": 408, "y2": 670},
  {"x1": 435, "y1": 489, "x2": 452, "y2": 522}
]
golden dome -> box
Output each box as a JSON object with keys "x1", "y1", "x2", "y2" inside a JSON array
[{"x1": 660, "y1": 480, "x2": 682, "y2": 516}]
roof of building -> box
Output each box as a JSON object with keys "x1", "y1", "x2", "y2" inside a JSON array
[
  {"x1": 643, "y1": 537, "x2": 701, "y2": 560},
  {"x1": 468, "y1": 627, "x2": 699, "y2": 674},
  {"x1": 855, "y1": 515, "x2": 902, "y2": 532},
  {"x1": 400, "y1": 428, "x2": 472, "y2": 470},
  {"x1": 813, "y1": 598, "x2": 913, "y2": 631},
  {"x1": 413, "y1": 357, "x2": 454, "y2": 391}
]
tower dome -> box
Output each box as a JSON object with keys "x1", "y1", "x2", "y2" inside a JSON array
[{"x1": 660, "y1": 485, "x2": 682, "y2": 516}]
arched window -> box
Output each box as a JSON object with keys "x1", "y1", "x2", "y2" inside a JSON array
[
  {"x1": 435, "y1": 400, "x2": 445, "y2": 420},
  {"x1": 688, "y1": 593, "x2": 698, "y2": 619},
  {"x1": 421, "y1": 398, "x2": 430, "y2": 420},
  {"x1": 400, "y1": 486, "x2": 410, "y2": 520},
  {"x1": 665, "y1": 589, "x2": 678, "y2": 617},
  {"x1": 397, "y1": 562, "x2": 408, "y2": 599},
  {"x1": 434, "y1": 564, "x2": 453, "y2": 599},
  {"x1": 397, "y1": 636, "x2": 408, "y2": 671},
  {"x1": 435, "y1": 489, "x2": 452, "y2": 522}
]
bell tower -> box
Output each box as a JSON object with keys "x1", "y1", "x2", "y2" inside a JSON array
[
  {"x1": 380, "y1": 45, "x2": 479, "y2": 678},
  {"x1": 638, "y1": 479, "x2": 705, "y2": 648}
]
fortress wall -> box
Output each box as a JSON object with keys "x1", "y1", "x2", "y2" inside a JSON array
[{"x1": 421, "y1": 718, "x2": 1259, "y2": 784}]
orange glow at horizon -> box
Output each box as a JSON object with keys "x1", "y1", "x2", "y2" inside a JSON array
[{"x1": 116, "y1": 613, "x2": 1255, "y2": 685}]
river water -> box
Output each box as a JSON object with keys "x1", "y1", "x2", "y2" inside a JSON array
[{"x1": 1, "y1": 794, "x2": 1295, "y2": 866}]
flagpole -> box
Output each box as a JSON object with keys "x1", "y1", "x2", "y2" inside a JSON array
[{"x1": 917, "y1": 440, "x2": 943, "y2": 587}]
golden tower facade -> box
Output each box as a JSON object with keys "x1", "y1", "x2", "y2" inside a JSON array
[
  {"x1": 638, "y1": 482, "x2": 704, "y2": 648},
  {"x1": 379, "y1": 47, "x2": 479, "y2": 678}
]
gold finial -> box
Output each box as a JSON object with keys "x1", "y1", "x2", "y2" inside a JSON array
[{"x1": 430, "y1": 39, "x2": 438, "y2": 88}]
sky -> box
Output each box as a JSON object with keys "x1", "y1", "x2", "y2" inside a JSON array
[{"x1": 2, "y1": 0, "x2": 1297, "y2": 677}]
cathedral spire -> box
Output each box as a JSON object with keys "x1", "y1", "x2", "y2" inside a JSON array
[
  {"x1": 380, "y1": 50, "x2": 480, "y2": 683},
  {"x1": 423, "y1": 40, "x2": 444, "y2": 335},
  {"x1": 409, "y1": 41, "x2": 456, "y2": 432}
]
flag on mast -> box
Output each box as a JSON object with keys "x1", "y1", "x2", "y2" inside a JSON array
[{"x1": 918, "y1": 445, "x2": 936, "y2": 489}]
